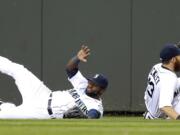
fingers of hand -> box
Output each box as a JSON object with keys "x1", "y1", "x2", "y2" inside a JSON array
[
  {"x1": 81, "y1": 45, "x2": 90, "y2": 56},
  {"x1": 78, "y1": 45, "x2": 90, "y2": 62}
]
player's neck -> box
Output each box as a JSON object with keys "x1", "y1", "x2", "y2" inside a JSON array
[
  {"x1": 162, "y1": 63, "x2": 175, "y2": 72},
  {"x1": 85, "y1": 90, "x2": 101, "y2": 100}
]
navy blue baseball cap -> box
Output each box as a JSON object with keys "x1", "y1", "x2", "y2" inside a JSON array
[
  {"x1": 88, "y1": 74, "x2": 108, "y2": 89},
  {"x1": 160, "y1": 43, "x2": 180, "y2": 61}
]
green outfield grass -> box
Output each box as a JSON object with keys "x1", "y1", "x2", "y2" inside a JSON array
[{"x1": 0, "y1": 116, "x2": 180, "y2": 135}]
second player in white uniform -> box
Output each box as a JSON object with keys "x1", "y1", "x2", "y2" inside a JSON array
[
  {"x1": 0, "y1": 45, "x2": 108, "y2": 119},
  {"x1": 144, "y1": 43, "x2": 180, "y2": 120}
]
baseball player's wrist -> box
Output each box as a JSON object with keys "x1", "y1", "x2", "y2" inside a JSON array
[
  {"x1": 176, "y1": 115, "x2": 180, "y2": 120},
  {"x1": 72, "y1": 56, "x2": 80, "y2": 64}
]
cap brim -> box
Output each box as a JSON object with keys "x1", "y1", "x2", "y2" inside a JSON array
[
  {"x1": 87, "y1": 78, "x2": 96, "y2": 83},
  {"x1": 87, "y1": 78, "x2": 101, "y2": 87},
  {"x1": 87, "y1": 78, "x2": 107, "y2": 89}
]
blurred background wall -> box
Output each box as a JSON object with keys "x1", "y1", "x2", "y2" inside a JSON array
[{"x1": 0, "y1": 0, "x2": 180, "y2": 112}]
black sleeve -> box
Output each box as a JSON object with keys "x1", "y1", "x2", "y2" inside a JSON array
[
  {"x1": 66, "y1": 56, "x2": 80, "y2": 79},
  {"x1": 66, "y1": 68, "x2": 78, "y2": 79}
]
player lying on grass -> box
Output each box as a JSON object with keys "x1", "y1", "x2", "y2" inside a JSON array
[
  {"x1": 144, "y1": 42, "x2": 180, "y2": 120},
  {"x1": 0, "y1": 45, "x2": 108, "y2": 119}
]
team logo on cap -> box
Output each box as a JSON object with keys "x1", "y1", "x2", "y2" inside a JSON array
[{"x1": 94, "y1": 74, "x2": 99, "y2": 78}]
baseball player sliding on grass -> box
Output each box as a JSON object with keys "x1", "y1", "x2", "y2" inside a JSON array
[
  {"x1": 0, "y1": 45, "x2": 108, "y2": 119},
  {"x1": 144, "y1": 43, "x2": 180, "y2": 120}
]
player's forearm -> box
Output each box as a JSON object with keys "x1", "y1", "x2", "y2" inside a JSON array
[
  {"x1": 66, "y1": 56, "x2": 80, "y2": 71},
  {"x1": 160, "y1": 106, "x2": 179, "y2": 120}
]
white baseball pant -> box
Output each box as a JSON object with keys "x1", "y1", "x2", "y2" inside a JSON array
[{"x1": 0, "y1": 56, "x2": 52, "y2": 119}]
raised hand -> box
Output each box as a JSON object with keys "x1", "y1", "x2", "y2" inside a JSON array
[{"x1": 77, "y1": 45, "x2": 90, "y2": 62}]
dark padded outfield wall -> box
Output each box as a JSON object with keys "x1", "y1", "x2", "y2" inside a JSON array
[
  {"x1": 0, "y1": 0, "x2": 180, "y2": 112},
  {"x1": 0, "y1": 0, "x2": 42, "y2": 105}
]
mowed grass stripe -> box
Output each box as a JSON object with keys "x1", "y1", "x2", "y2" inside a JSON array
[{"x1": 0, "y1": 117, "x2": 180, "y2": 135}]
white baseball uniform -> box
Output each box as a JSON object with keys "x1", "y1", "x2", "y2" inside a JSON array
[
  {"x1": 0, "y1": 56, "x2": 103, "y2": 119},
  {"x1": 144, "y1": 63, "x2": 180, "y2": 119}
]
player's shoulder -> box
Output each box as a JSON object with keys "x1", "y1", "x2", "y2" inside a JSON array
[
  {"x1": 153, "y1": 63, "x2": 176, "y2": 75},
  {"x1": 152, "y1": 63, "x2": 162, "y2": 70}
]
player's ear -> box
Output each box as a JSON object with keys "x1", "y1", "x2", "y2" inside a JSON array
[
  {"x1": 171, "y1": 57, "x2": 176, "y2": 63},
  {"x1": 174, "y1": 56, "x2": 180, "y2": 63}
]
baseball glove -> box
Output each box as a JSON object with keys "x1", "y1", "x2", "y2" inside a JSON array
[{"x1": 63, "y1": 106, "x2": 87, "y2": 119}]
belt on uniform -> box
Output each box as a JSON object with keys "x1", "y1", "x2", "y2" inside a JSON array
[{"x1": 47, "y1": 93, "x2": 54, "y2": 118}]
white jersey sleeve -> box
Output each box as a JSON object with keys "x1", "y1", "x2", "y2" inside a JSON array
[
  {"x1": 177, "y1": 78, "x2": 180, "y2": 90},
  {"x1": 159, "y1": 74, "x2": 177, "y2": 108},
  {"x1": 68, "y1": 71, "x2": 88, "y2": 91}
]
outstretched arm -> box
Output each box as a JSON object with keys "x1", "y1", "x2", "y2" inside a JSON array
[{"x1": 66, "y1": 45, "x2": 90, "y2": 78}]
